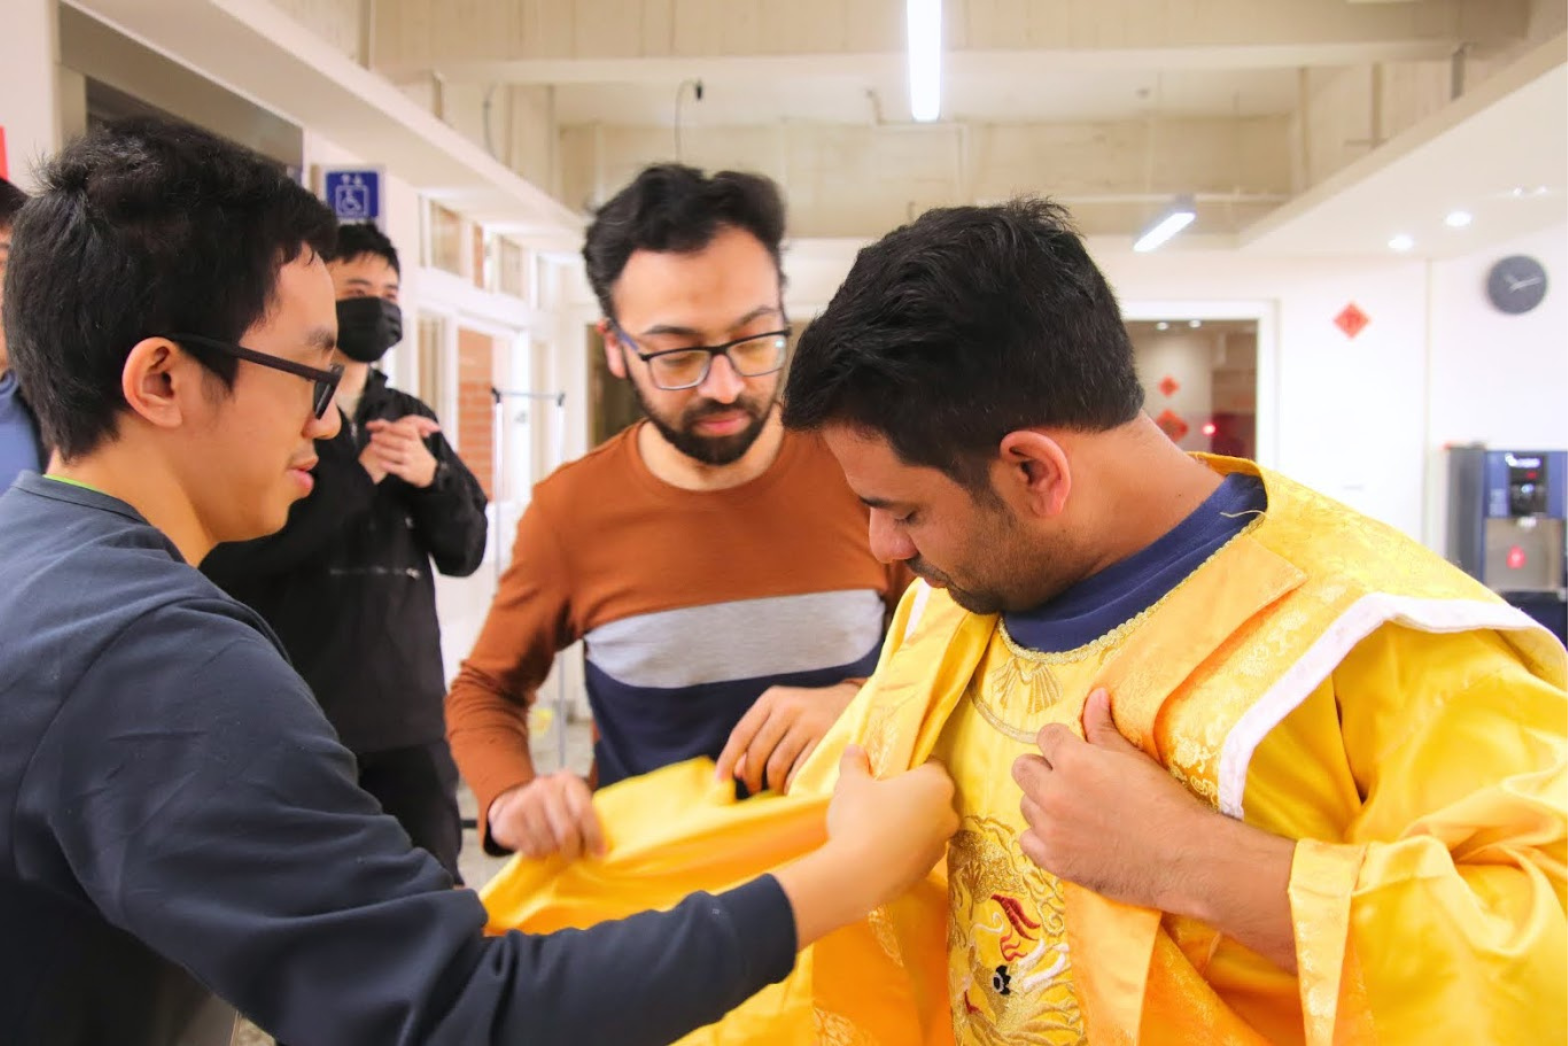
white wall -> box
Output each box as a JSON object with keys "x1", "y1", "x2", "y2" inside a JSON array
[
  {"x1": 0, "y1": 0, "x2": 62, "y2": 190},
  {"x1": 1424, "y1": 221, "x2": 1568, "y2": 548},
  {"x1": 1100, "y1": 249, "x2": 1433, "y2": 539}
]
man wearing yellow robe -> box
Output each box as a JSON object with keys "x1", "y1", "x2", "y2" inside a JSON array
[{"x1": 483, "y1": 197, "x2": 1565, "y2": 1045}]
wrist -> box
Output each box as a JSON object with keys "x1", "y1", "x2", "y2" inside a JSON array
[
  {"x1": 828, "y1": 680, "x2": 862, "y2": 714},
  {"x1": 816, "y1": 835, "x2": 887, "y2": 907},
  {"x1": 408, "y1": 459, "x2": 442, "y2": 489},
  {"x1": 1158, "y1": 809, "x2": 1292, "y2": 923},
  {"x1": 486, "y1": 782, "x2": 530, "y2": 832},
  {"x1": 1151, "y1": 807, "x2": 1224, "y2": 918},
  {"x1": 775, "y1": 844, "x2": 876, "y2": 948}
]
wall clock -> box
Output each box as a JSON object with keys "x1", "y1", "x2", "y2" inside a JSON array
[{"x1": 1486, "y1": 255, "x2": 1549, "y2": 315}]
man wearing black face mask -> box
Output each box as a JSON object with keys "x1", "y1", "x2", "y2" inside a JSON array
[{"x1": 204, "y1": 222, "x2": 487, "y2": 879}]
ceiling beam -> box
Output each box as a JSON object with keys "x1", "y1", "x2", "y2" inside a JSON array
[
  {"x1": 372, "y1": 0, "x2": 1528, "y2": 77},
  {"x1": 421, "y1": 42, "x2": 1473, "y2": 87}
]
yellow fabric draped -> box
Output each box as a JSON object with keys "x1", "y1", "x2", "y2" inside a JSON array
[
  {"x1": 480, "y1": 596, "x2": 990, "y2": 1045},
  {"x1": 480, "y1": 459, "x2": 1568, "y2": 1045}
]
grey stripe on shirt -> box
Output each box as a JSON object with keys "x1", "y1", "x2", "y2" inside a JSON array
[{"x1": 584, "y1": 589, "x2": 887, "y2": 689}]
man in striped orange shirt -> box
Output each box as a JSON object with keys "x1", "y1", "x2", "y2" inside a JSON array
[{"x1": 447, "y1": 165, "x2": 909, "y2": 860}]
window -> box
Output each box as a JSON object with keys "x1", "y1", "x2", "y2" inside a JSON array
[
  {"x1": 427, "y1": 202, "x2": 464, "y2": 276},
  {"x1": 416, "y1": 313, "x2": 448, "y2": 417}
]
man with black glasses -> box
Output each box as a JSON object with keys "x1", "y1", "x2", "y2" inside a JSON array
[
  {"x1": 0, "y1": 117, "x2": 958, "y2": 1045},
  {"x1": 204, "y1": 221, "x2": 486, "y2": 881},
  {"x1": 447, "y1": 164, "x2": 911, "y2": 861}
]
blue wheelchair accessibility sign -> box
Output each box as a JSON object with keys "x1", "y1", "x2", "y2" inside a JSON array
[{"x1": 322, "y1": 168, "x2": 383, "y2": 226}]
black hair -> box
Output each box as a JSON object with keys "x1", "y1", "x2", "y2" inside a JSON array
[
  {"x1": 783, "y1": 197, "x2": 1145, "y2": 490},
  {"x1": 582, "y1": 163, "x2": 786, "y2": 319},
  {"x1": 3, "y1": 116, "x2": 337, "y2": 459},
  {"x1": 0, "y1": 177, "x2": 25, "y2": 228},
  {"x1": 331, "y1": 221, "x2": 400, "y2": 276}
]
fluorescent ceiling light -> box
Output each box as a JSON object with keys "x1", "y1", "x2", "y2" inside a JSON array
[
  {"x1": 1388, "y1": 234, "x2": 1415, "y2": 251},
  {"x1": 1156, "y1": 321, "x2": 1169, "y2": 331},
  {"x1": 1444, "y1": 210, "x2": 1473, "y2": 228},
  {"x1": 1188, "y1": 319, "x2": 1202, "y2": 328},
  {"x1": 1133, "y1": 196, "x2": 1196, "y2": 252},
  {"x1": 907, "y1": 0, "x2": 942, "y2": 122}
]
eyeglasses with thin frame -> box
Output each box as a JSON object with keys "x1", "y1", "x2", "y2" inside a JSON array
[
  {"x1": 168, "y1": 333, "x2": 344, "y2": 419},
  {"x1": 611, "y1": 321, "x2": 791, "y2": 391}
]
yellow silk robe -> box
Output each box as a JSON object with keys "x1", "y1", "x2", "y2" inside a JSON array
[{"x1": 482, "y1": 459, "x2": 1568, "y2": 1044}]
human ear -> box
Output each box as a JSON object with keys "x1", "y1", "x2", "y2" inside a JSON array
[{"x1": 997, "y1": 430, "x2": 1071, "y2": 518}]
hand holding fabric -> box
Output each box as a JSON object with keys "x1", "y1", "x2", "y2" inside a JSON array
[
  {"x1": 1014, "y1": 688, "x2": 1298, "y2": 972},
  {"x1": 715, "y1": 681, "x2": 860, "y2": 795},
  {"x1": 488, "y1": 771, "x2": 607, "y2": 861}
]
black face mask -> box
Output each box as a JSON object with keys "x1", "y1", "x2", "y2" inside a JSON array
[{"x1": 336, "y1": 297, "x2": 403, "y2": 363}]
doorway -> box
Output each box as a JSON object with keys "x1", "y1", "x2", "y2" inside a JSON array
[{"x1": 1126, "y1": 319, "x2": 1259, "y2": 460}]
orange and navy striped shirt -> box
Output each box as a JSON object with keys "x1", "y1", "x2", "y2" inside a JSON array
[{"x1": 446, "y1": 424, "x2": 909, "y2": 827}]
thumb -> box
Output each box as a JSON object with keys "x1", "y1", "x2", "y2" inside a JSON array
[
  {"x1": 1082, "y1": 689, "x2": 1135, "y2": 750},
  {"x1": 838, "y1": 743, "x2": 872, "y2": 783}
]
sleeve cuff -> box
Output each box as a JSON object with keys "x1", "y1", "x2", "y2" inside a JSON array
[
  {"x1": 1288, "y1": 838, "x2": 1367, "y2": 1046},
  {"x1": 719, "y1": 875, "x2": 798, "y2": 990}
]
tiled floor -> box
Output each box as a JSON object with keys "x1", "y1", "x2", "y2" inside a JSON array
[{"x1": 233, "y1": 714, "x2": 593, "y2": 1044}]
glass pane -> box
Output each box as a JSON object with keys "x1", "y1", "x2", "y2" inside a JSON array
[
  {"x1": 500, "y1": 239, "x2": 528, "y2": 300},
  {"x1": 417, "y1": 313, "x2": 447, "y2": 416},
  {"x1": 428, "y1": 202, "x2": 464, "y2": 276}
]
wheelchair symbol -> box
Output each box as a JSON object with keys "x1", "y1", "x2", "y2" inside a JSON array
[{"x1": 334, "y1": 178, "x2": 370, "y2": 218}]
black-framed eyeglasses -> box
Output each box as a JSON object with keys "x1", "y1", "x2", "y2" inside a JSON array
[
  {"x1": 611, "y1": 322, "x2": 791, "y2": 391},
  {"x1": 168, "y1": 333, "x2": 344, "y2": 419}
]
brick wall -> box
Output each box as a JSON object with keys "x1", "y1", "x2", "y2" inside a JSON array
[{"x1": 456, "y1": 327, "x2": 495, "y2": 498}]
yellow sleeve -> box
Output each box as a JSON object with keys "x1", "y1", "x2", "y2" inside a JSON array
[{"x1": 1289, "y1": 625, "x2": 1567, "y2": 1045}]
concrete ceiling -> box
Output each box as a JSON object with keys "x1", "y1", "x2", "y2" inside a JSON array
[
  {"x1": 366, "y1": 0, "x2": 1564, "y2": 247},
  {"x1": 55, "y1": 0, "x2": 1568, "y2": 256},
  {"x1": 1245, "y1": 38, "x2": 1568, "y2": 256},
  {"x1": 548, "y1": 66, "x2": 1303, "y2": 126}
]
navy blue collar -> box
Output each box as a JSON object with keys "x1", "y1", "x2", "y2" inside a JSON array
[{"x1": 1003, "y1": 473, "x2": 1267, "y2": 654}]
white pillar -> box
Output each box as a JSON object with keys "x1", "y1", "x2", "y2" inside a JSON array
[{"x1": 0, "y1": 0, "x2": 61, "y2": 190}]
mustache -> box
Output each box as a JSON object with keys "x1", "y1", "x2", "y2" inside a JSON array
[
  {"x1": 907, "y1": 556, "x2": 951, "y2": 586},
  {"x1": 683, "y1": 398, "x2": 763, "y2": 425}
]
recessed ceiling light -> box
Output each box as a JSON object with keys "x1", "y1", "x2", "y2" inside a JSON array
[
  {"x1": 1156, "y1": 321, "x2": 1169, "y2": 331},
  {"x1": 1188, "y1": 319, "x2": 1202, "y2": 328},
  {"x1": 1444, "y1": 210, "x2": 1473, "y2": 228},
  {"x1": 1388, "y1": 234, "x2": 1415, "y2": 252}
]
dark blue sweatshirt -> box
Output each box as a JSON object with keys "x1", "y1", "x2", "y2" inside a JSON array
[{"x1": 0, "y1": 474, "x2": 795, "y2": 1046}]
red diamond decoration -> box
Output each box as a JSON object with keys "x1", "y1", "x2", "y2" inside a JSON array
[
  {"x1": 1158, "y1": 375, "x2": 1181, "y2": 398},
  {"x1": 1155, "y1": 409, "x2": 1189, "y2": 443},
  {"x1": 1334, "y1": 302, "x2": 1370, "y2": 339}
]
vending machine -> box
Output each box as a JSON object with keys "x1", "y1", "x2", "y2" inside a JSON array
[{"x1": 1447, "y1": 446, "x2": 1568, "y2": 643}]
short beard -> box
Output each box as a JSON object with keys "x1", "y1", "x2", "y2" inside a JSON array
[
  {"x1": 633, "y1": 383, "x2": 776, "y2": 467},
  {"x1": 909, "y1": 557, "x2": 1007, "y2": 615},
  {"x1": 908, "y1": 498, "x2": 1074, "y2": 615}
]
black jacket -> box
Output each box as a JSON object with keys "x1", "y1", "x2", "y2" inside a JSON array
[{"x1": 203, "y1": 371, "x2": 488, "y2": 753}]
